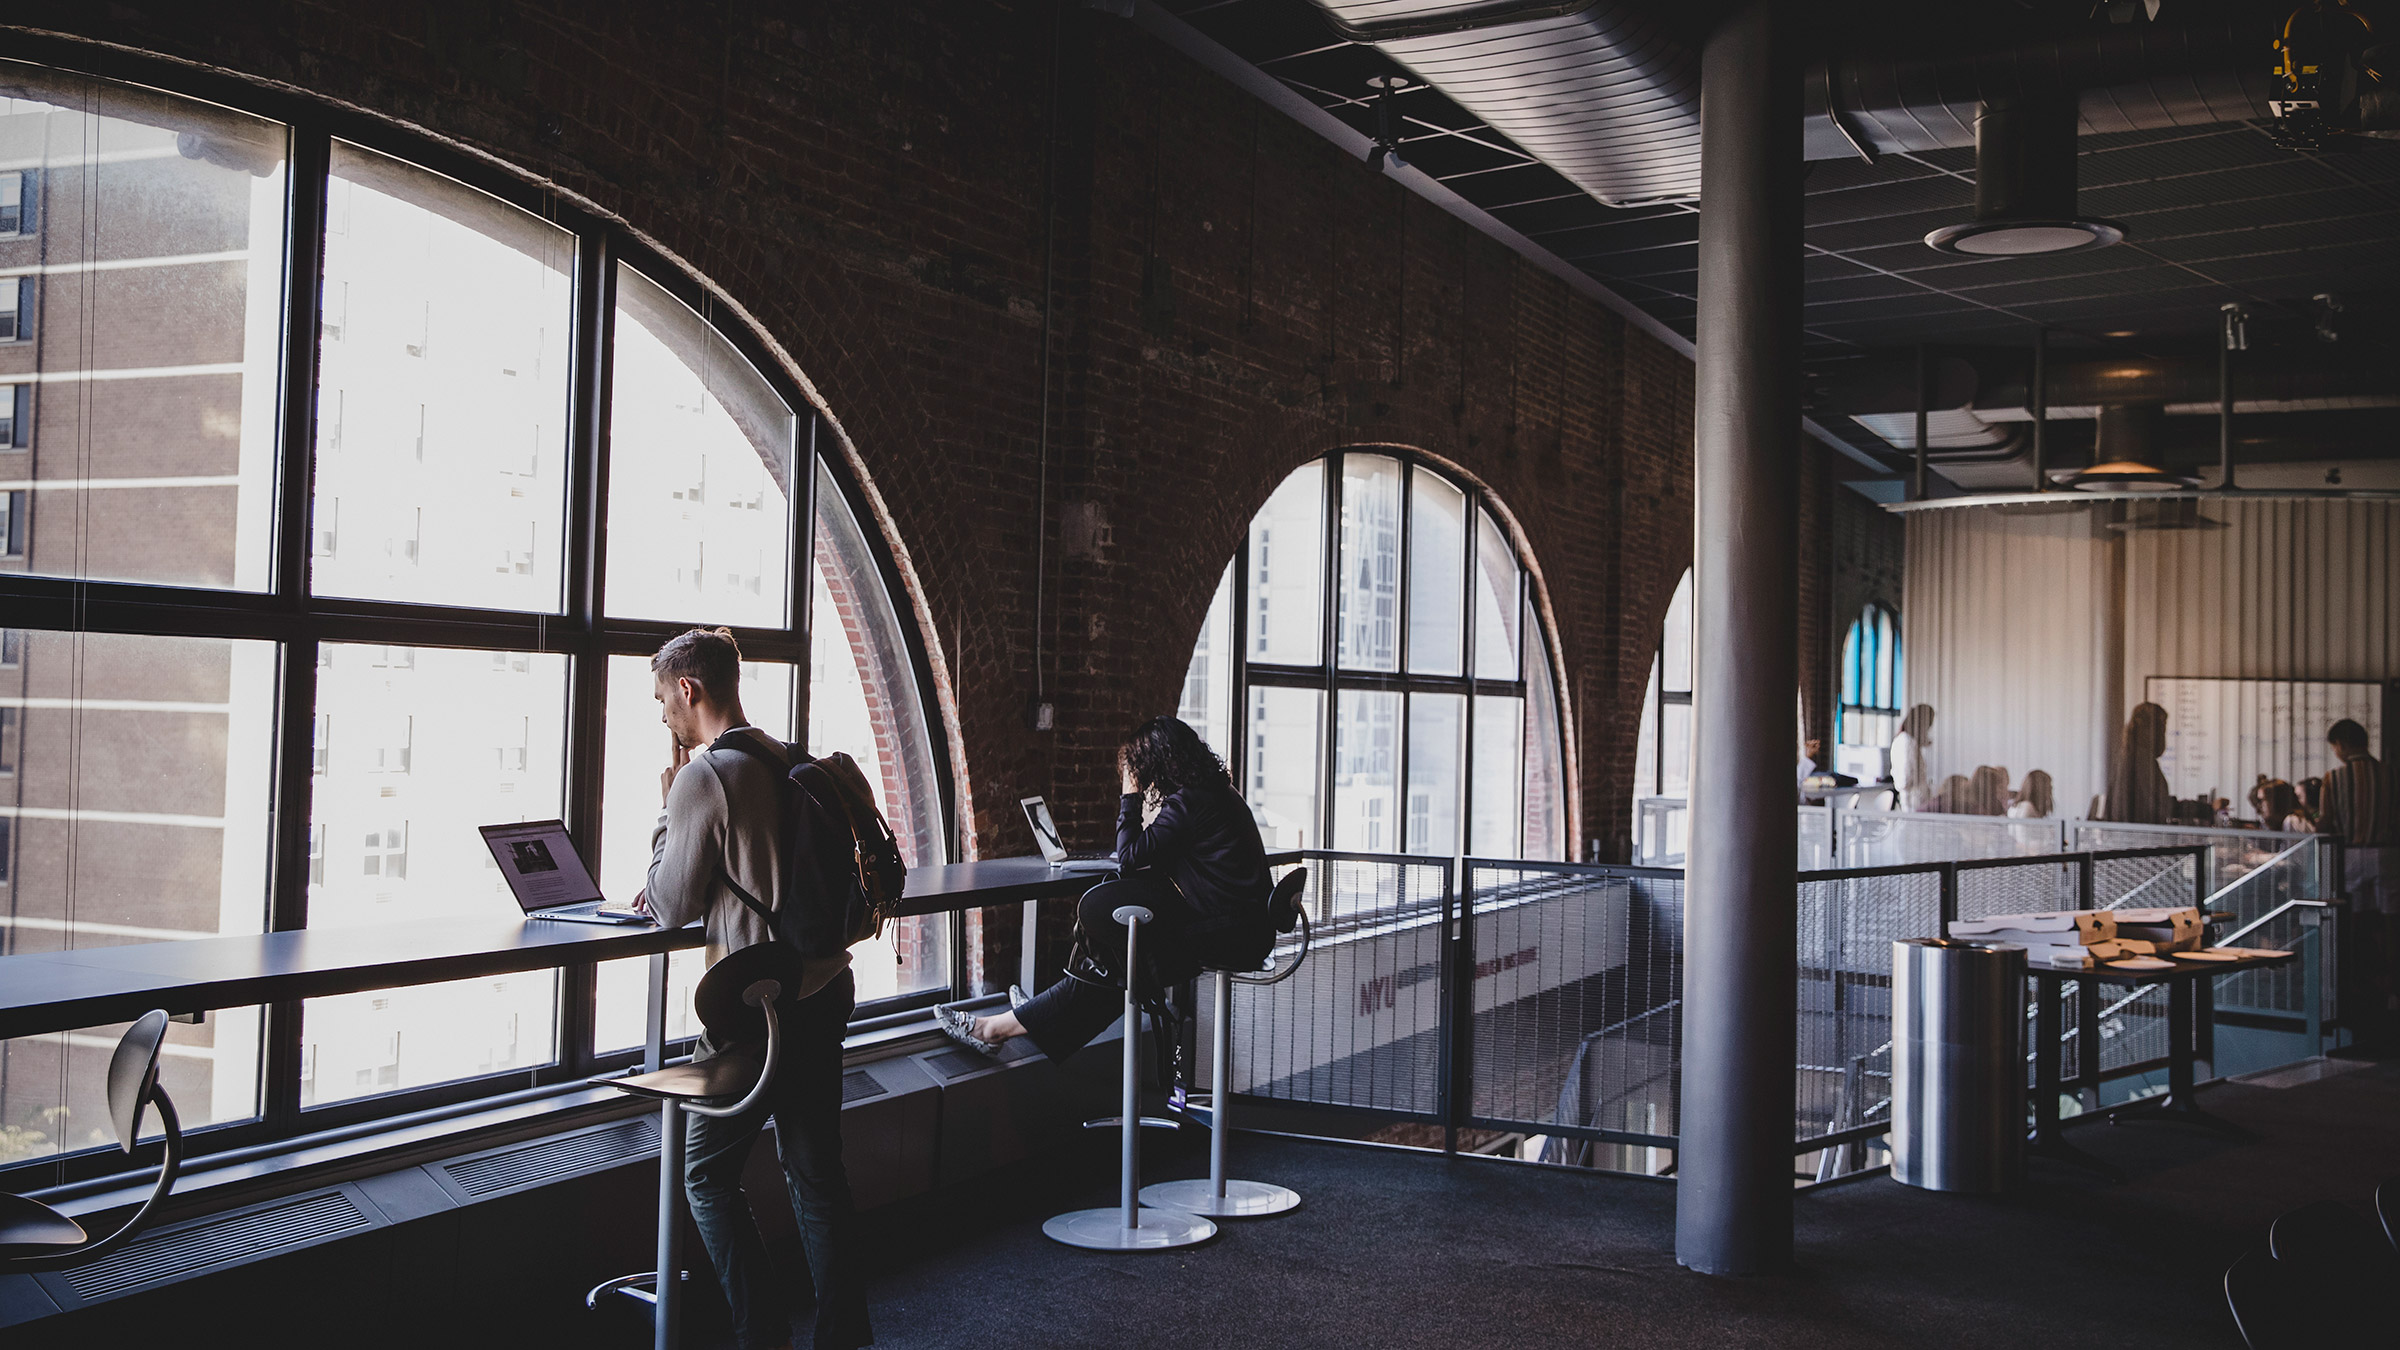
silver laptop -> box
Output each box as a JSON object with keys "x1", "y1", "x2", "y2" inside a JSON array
[
  {"x1": 1020, "y1": 796, "x2": 1119, "y2": 873},
  {"x1": 479, "y1": 820, "x2": 649, "y2": 925}
]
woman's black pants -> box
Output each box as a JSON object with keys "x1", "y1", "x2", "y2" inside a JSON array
[{"x1": 1013, "y1": 874, "x2": 1251, "y2": 1063}]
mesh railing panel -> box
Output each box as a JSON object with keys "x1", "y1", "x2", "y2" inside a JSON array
[
  {"x1": 1231, "y1": 856, "x2": 1450, "y2": 1117},
  {"x1": 1955, "y1": 857, "x2": 2079, "y2": 922},
  {"x1": 1795, "y1": 870, "x2": 1940, "y2": 1159},
  {"x1": 1466, "y1": 866, "x2": 1681, "y2": 1149},
  {"x1": 1838, "y1": 813, "x2": 2065, "y2": 869},
  {"x1": 2091, "y1": 851, "x2": 2198, "y2": 911}
]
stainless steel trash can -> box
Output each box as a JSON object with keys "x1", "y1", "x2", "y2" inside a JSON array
[{"x1": 1891, "y1": 937, "x2": 2026, "y2": 1193}]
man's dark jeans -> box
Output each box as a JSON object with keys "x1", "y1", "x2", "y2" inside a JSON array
[{"x1": 684, "y1": 967, "x2": 872, "y2": 1350}]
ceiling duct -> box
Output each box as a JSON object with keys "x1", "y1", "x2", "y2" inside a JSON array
[
  {"x1": 1923, "y1": 93, "x2": 2124, "y2": 255},
  {"x1": 2064, "y1": 404, "x2": 2199, "y2": 490},
  {"x1": 1308, "y1": 4, "x2": 2392, "y2": 209}
]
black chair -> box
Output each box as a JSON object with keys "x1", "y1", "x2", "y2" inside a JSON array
[
  {"x1": 1141, "y1": 868, "x2": 1309, "y2": 1219},
  {"x1": 0, "y1": 1010, "x2": 182, "y2": 1269},
  {"x1": 2247, "y1": 1202, "x2": 2390, "y2": 1349},
  {"x1": 585, "y1": 943, "x2": 808, "y2": 1350},
  {"x1": 2224, "y1": 1249, "x2": 2306, "y2": 1350},
  {"x1": 2270, "y1": 1199, "x2": 2398, "y2": 1280}
]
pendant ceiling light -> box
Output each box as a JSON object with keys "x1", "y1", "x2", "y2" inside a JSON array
[
  {"x1": 1926, "y1": 93, "x2": 2125, "y2": 256},
  {"x1": 2063, "y1": 404, "x2": 2197, "y2": 491}
]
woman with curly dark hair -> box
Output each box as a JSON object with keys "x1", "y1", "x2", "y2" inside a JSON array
[{"x1": 935, "y1": 715, "x2": 1273, "y2": 1062}]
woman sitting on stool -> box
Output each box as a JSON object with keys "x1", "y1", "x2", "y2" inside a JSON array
[{"x1": 936, "y1": 715, "x2": 1272, "y2": 1061}]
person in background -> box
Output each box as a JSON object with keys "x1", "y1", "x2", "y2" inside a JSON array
[
  {"x1": 1891, "y1": 704, "x2": 1935, "y2": 811},
  {"x1": 2099, "y1": 702, "x2": 2173, "y2": 825},
  {"x1": 2250, "y1": 776, "x2": 2309, "y2": 832},
  {"x1": 1797, "y1": 735, "x2": 1820, "y2": 792},
  {"x1": 2007, "y1": 770, "x2": 2055, "y2": 819},
  {"x1": 2318, "y1": 719, "x2": 2395, "y2": 1025},
  {"x1": 935, "y1": 716, "x2": 1274, "y2": 1062},
  {"x1": 1929, "y1": 774, "x2": 1972, "y2": 815},
  {"x1": 1967, "y1": 765, "x2": 2011, "y2": 816}
]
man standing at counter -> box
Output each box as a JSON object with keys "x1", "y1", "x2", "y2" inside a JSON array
[{"x1": 642, "y1": 627, "x2": 873, "y2": 1350}]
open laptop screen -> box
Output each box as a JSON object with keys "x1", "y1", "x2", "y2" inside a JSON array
[
  {"x1": 1020, "y1": 796, "x2": 1068, "y2": 864},
  {"x1": 479, "y1": 820, "x2": 604, "y2": 912}
]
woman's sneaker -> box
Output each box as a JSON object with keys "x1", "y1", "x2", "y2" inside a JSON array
[{"x1": 933, "y1": 1003, "x2": 1002, "y2": 1057}]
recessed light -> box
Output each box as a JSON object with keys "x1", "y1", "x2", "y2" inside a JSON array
[
  {"x1": 1924, "y1": 218, "x2": 2125, "y2": 256},
  {"x1": 2102, "y1": 330, "x2": 2137, "y2": 338}
]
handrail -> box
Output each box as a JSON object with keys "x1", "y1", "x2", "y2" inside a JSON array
[
  {"x1": 2215, "y1": 896, "x2": 2331, "y2": 949},
  {"x1": 2199, "y1": 835, "x2": 2322, "y2": 911}
]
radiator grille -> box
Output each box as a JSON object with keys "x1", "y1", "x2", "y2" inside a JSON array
[
  {"x1": 62, "y1": 1190, "x2": 372, "y2": 1303},
  {"x1": 922, "y1": 1048, "x2": 990, "y2": 1080},
  {"x1": 439, "y1": 1117, "x2": 657, "y2": 1200},
  {"x1": 841, "y1": 1069, "x2": 886, "y2": 1103}
]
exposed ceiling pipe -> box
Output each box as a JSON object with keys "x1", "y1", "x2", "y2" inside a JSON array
[
  {"x1": 1818, "y1": 346, "x2": 2400, "y2": 415},
  {"x1": 1923, "y1": 93, "x2": 2124, "y2": 256}
]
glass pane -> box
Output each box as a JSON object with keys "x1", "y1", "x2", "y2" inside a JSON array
[
  {"x1": 301, "y1": 642, "x2": 568, "y2": 1108},
  {"x1": 1876, "y1": 610, "x2": 1898, "y2": 709},
  {"x1": 1522, "y1": 614, "x2": 1566, "y2": 861},
  {"x1": 0, "y1": 64, "x2": 286, "y2": 590},
  {"x1": 1472, "y1": 509, "x2": 1520, "y2": 680},
  {"x1": 1178, "y1": 562, "x2": 1235, "y2": 763},
  {"x1": 1336, "y1": 455, "x2": 1400, "y2": 673},
  {"x1": 1248, "y1": 462, "x2": 1323, "y2": 667},
  {"x1": 1661, "y1": 570, "x2": 1693, "y2": 694},
  {"x1": 312, "y1": 142, "x2": 574, "y2": 610},
  {"x1": 594, "y1": 654, "x2": 795, "y2": 1054},
  {"x1": 605, "y1": 266, "x2": 796, "y2": 627},
  {"x1": 1471, "y1": 695, "x2": 1525, "y2": 858},
  {"x1": 1332, "y1": 688, "x2": 1399, "y2": 852},
  {"x1": 1407, "y1": 468, "x2": 1464, "y2": 676},
  {"x1": 1840, "y1": 621, "x2": 1862, "y2": 708},
  {"x1": 1406, "y1": 692, "x2": 1463, "y2": 855},
  {"x1": 1661, "y1": 702, "x2": 1693, "y2": 798},
  {"x1": 0, "y1": 628, "x2": 275, "y2": 1157},
  {"x1": 1245, "y1": 686, "x2": 1322, "y2": 849}
]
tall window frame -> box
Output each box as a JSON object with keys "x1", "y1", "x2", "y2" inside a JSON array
[
  {"x1": 0, "y1": 43, "x2": 955, "y2": 1189},
  {"x1": 1186, "y1": 449, "x2": 1568, "y2": 861}
]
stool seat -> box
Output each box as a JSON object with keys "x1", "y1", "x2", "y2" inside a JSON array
[
  {"x1": 0, "y1": 1194, "x2": 87, "y2": 1259},
  {"x1": 593, "y1": 1045, "x2": 766, "y2": 1104}
]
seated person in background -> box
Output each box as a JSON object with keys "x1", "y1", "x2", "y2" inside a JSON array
[
  {"x1": 1966, "y1": 765, "x2": 2011, "y2": 816},
  {"x1": 2250, "y1": 776, "x2": 2309, "y2": 832},
  {"x1": 2006, "y1": 770, "x2": 2055, "y2": 819},
  {"x1": 1928, "y1": 774, "x2": 1972, "y2": 815},
  {"x1": 936, "y1": 716, "x2": 1274, "y2": 1061}
]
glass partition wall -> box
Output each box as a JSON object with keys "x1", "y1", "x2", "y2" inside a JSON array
[
  {"x1": 1180, "y1": 451, "x2": 1568, "y2": 861},
  {"x1": 0, "y1": 59, "x2": 950, "y2": 1185}
]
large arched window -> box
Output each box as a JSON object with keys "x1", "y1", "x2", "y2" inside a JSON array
[
  {"x1": 0, "y1": 60, "x2": 947, "y2": 1175},
  {"x1": 1180, "y1": 452, "x2": 1566, "y2": 860},
  {"x1": 1838, "y1": 602, "x2": 1902, "y2": 750}
]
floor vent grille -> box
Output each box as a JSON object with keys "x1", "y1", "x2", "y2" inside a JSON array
[
  {"x1": 842, "y1": 1069, "x2": 887, "y2": 1103},
  {"x1": 61, "y1": 1190, "x2": 371, "y2": 1303},
  {"x1": 440, "y1": 1116, "x2": 657, "y2": 1200}
]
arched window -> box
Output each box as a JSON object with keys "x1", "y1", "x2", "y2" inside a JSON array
[
  {"x1": 1838, "y1": 602, "x2": 1902, "y2": 749},
  {"x1": 1179, "y1": 452, "x2": 1567, "y2": 860},
  {"x1": 1630, "y1": 570, "x2": 1693, "y2": 860},
  {"x1": 0, "y1": 60, "x2": 947, "y2": 1172}
]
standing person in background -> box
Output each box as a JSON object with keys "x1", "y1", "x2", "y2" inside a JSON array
[
  {"x1": 2007, "y1": 770, "x2": 2055, "y2": 819},
  {"x1": 2319, "y1": 719, "x2": 2396, "y2": 1031},
  {"x1": 1891, "y1": 704, "x2": 1935, "y2": 811},
  {"x1": 2100, "y1": 702, "x2": 2173, "y2": 825},
  {"x1": 641, "y1": 627, "x2": 873, "y2": 1350}
]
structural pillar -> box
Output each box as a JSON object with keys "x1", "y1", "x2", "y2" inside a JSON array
[{"x1": 1676, "y1": 0, "x2": 1801, "y2": 1277}]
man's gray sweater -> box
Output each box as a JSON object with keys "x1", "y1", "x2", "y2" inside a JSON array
[{"x1": 646, "y1": 726, "x2": 851, "y2": 1000}]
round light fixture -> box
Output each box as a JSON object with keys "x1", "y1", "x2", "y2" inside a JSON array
[
  {"x1": 2063, "y1": 459, "x2": 2198, "y2": 492},
  {"x1": 1924, "y1": 218, "x2": 2125, "y2": 256}
]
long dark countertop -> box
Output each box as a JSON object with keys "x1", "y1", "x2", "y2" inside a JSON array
[{"x1": 0, "y1": 856, "x2": 1104, "y2": 1040}]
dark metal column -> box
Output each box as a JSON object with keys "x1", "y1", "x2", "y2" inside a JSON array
[{"x1": 1677, "y1": 0, "x2": 1801, "y2": 1276}]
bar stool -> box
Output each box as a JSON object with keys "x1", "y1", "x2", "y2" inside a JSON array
[
  {"x1": 586, "y1": 942, "x2": 804, "y2": 1350},
  {"x1": 1043, "y1": 903, "x2": 1216, "y2": 1250},
  {"x1": 1142, "y1": 868, "x2": 1307, "y2": 1219},
  {"x1": 1, "y1": 1010, "x2": 182, "y2": 1269}
]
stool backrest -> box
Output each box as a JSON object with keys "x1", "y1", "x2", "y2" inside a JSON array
[
  {"x1": 1268, "y1": 868, "x2": 1308, "y2": 934},
  {"x1": 692, "y1": 942, "x2": 810, "y2": 1047},
  {"x1": 108, "y1": 1010, "x2": 171, "y2": 1153}
]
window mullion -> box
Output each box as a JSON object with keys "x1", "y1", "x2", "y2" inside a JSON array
[
  {"x1": 558, "y1": 230, "x2": 611, "y2": 1078},
  {"x1": 1320, "y1": 451, "x2": 1342, "y2": 850}
]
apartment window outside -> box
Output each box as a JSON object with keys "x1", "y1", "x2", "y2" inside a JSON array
[
  {"x1": 0, "y1": 169, "x2": 26, "y2": 233},
  {"x1": 0, "y1": 58, "x2": 951, "y2": 1186},
  {"x1": 0, "y1": 277, "x2": 25, "y2": 341},
  {"x1": 1180, "y1": 452, "x2": 1568, "y2": 860}
]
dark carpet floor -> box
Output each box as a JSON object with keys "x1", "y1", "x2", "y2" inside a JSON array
[{"x1": 740, "y1": 1053, "x2": 2400, "y2": 1350}]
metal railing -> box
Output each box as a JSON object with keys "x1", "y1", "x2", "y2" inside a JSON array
[{"x1": 1224, "y1": 842, "x2": 2261, "y2": 1185}]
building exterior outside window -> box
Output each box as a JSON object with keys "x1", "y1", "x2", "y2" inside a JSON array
[
  {"x1": 1179, "y1": 452, "x2": 1567, "y2": 861},
  {"x1": 0, "y1": 60, "x2": 949, "y2": 1181}
]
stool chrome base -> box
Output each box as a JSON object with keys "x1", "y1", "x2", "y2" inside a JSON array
[
  {"x1": 1138, "y1": 1177, "x2": 1300, "y2": 1218},
  {"x1": 1043, "y1": 1205, "x2": 1217, "y2": 1250},
  {"x1": 585, "y1": 1270, "x2": 690, "y2": 1309}
]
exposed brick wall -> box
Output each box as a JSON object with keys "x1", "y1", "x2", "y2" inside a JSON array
[{"x1": 8, "y1": 0, "x2": 1752, "y2": 867}]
